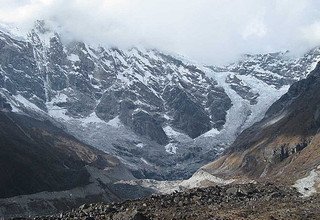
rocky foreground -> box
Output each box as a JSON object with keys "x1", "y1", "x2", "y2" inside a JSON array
[{"x1": 19, "y1": 183, "x2": 320, "y2": 220}]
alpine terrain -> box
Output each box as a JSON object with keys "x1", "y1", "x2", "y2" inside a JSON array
[
  {"x1": 1, "y1": 20, "x2": 320, "y2": 218},
  {"x1": 202, "y1": 61, "x2": 320, "y2": 196},
  {"x1": 1, "y1": 21, "x2": 320, "y2": 180}
]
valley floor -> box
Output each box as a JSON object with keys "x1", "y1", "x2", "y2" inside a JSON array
[{"x1": 26, "y1": 183, "x2": 320, "y2": 220}]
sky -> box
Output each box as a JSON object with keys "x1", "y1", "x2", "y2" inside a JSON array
[{"x1": 1, "y1": 0, "x2": 320, "y2": 64}]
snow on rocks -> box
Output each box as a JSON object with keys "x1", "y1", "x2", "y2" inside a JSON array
[
  {"x1": 106, "y1": 116, "x2": 122, "y2": 128},
  {"x1": 67, "y1": 54, "x2": 80, "y2": 62},
  {"x1": 165, "y1": 143, "x2": 178, "y2": 154},
  {"x1": 294, "y1": 169, "x2": 320, "y2": 197}
]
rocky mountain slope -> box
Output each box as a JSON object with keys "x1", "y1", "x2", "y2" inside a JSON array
[
  {"x1": 2, "y1": 20, "x2": 320, "y2": 218},
  {"x1": 0, "y1": 106, "x2": 159, "y2": 218},
  {"x1": 0, "y1": 97, "x2": 157, "y2": 217},
  {"x1": 1, "y1": 21, "x2": 320, "y2": 180},
  {"x1": 31, "y1": 183, "x2": 320, "y2": 220},
  {"x1": 202, "y1": 62, "x2": 320, "y2": 196}
]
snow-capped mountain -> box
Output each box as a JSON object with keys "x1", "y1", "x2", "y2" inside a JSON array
[
  {"x1": 202, "y1": 61, "x2": 320, "y2": 196},
  {"x1": 1, "y1": 21, "x2": 320, "y2": 179}
]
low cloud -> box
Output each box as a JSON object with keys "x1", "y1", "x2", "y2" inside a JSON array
[{"x1": 1, "y1": 0, "x2": 320, "y2": 64}]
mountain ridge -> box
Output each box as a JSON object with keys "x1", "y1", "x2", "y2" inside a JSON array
[
  {"x1": 201, "y1": 62, "x2": 320, "y2": 196},
  {"x1": 1, "y1": 21, "x2": 320, "y2": 180}
]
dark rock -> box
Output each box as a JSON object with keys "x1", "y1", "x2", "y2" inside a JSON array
[
  {"x1": 131, "y1": 110, "x2": 168, "y2": 145},
  {"x1": 162, "y1": 85, "x2": 212, "y2": 138},
  {"x1": 131, "y1": 211, "x2": 149, "y2": 220}
]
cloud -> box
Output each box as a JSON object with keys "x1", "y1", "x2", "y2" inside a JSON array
[
  {"x1": 302, "y1": 21, "x2": 320, "y2": 46},
  {"x1": 1, "y1": 0, "x2": 320, "y2": 64}
]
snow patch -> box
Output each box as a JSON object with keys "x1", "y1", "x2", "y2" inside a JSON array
[
  {"x1": 262, "y1": 112, "x2": 287, "y2": 128},
  {"x1": 13, "y1": 94, "x2": 43, "y2": 112},
  {"x1": 140, "y1": 158, "x2": 151, "y2": 166},
  {"x1": 163, "y1": 126, "x2": 181, "y2": 138},
  {"x1": 294, "y1": 169, "x2": 320, "y2": 197},
  {"x1": 202, "y1": 127, "x2": 220, "y2": 137},
  {"x1": 165, "y1": 143, "x2": 178, "y2": 154},
  {"x1": 68, "y1": 54, "x2": 80, "y2": 62},
  {"x1": 46, "y1": 93, "x2": 71, "y2": 121},
  {"x1": 107, "y1": 116, "x2": 122, "y2": 128},
  {"x1": 0, "y1": 23, "x2": 26, "y2": 41},
  {"x1": 47, "y1": 105, "x2": 70, "y2": 121},
  {"x1": 163, "y1": 125, "x2": 192, "y2": 143},
  {"x1": 136, "y1": 143, "x2": 145, "y2": 148}
]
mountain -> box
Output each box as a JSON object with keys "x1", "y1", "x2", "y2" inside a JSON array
[
  {"x1": 202, "y1": 62, "x2": 320, "y2": 196},
  {"x1": 0, "y1": 103, "x2": 162, "y2": 218},
  {"x1": 1, "y1": 21, "x2": 320, "y2": 180}
]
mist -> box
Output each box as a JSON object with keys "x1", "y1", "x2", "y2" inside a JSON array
[{"x1": 1, "y1": 0, "x2": 320, "y2": 64}]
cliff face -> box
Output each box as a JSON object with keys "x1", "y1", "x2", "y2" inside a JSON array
[{"x1": 203, "y1": 63, "x2": 320, "y2": 194}]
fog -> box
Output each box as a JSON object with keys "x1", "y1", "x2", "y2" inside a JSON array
[{"x1": 1, "y1": 0, "x2": 320, "y2": 64}]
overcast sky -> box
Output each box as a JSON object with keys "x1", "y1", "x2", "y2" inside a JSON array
[{"x1": 1, "y1": 0, "x2": 320, "y2": 64}]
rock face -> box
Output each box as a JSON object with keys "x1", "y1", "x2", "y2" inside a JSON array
[
  {"x1": 1, "y1": 21, "x2": 320, "y2": 179},
  {"x1": 202, "y1": 62, "x2": 320, "y2": 195},
  {"x1": 0, "y1": 95, "x2": 11, "y2": 111},
  {"x1": 30, "y1": 183, "x2": 320, "y2": 220}
]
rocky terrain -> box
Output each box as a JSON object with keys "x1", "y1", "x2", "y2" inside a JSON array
[
  {"x1": 1, "y1": 20, "x2": 320, "y2": 218},
  {"x1": 24, "y1": 183, "x2": 320, "y2": 220},
  {"x1": 202, "y1": 61, "x2": 320, "y2": 195},
  {"x1": 0, "y1": 108, "x2": 156, "y2": 218},
  {"x1": 1, "y1": 21, "x2": 320, "y2": 180}
]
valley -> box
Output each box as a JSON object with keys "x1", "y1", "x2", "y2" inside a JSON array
[{"x1": 1, "y1": 21, "x2": 320, "y2": 218}]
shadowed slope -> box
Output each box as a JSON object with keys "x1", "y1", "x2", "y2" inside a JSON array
[{"x1": 0, "y1": 111, "x2": 119, "y2": 198}]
